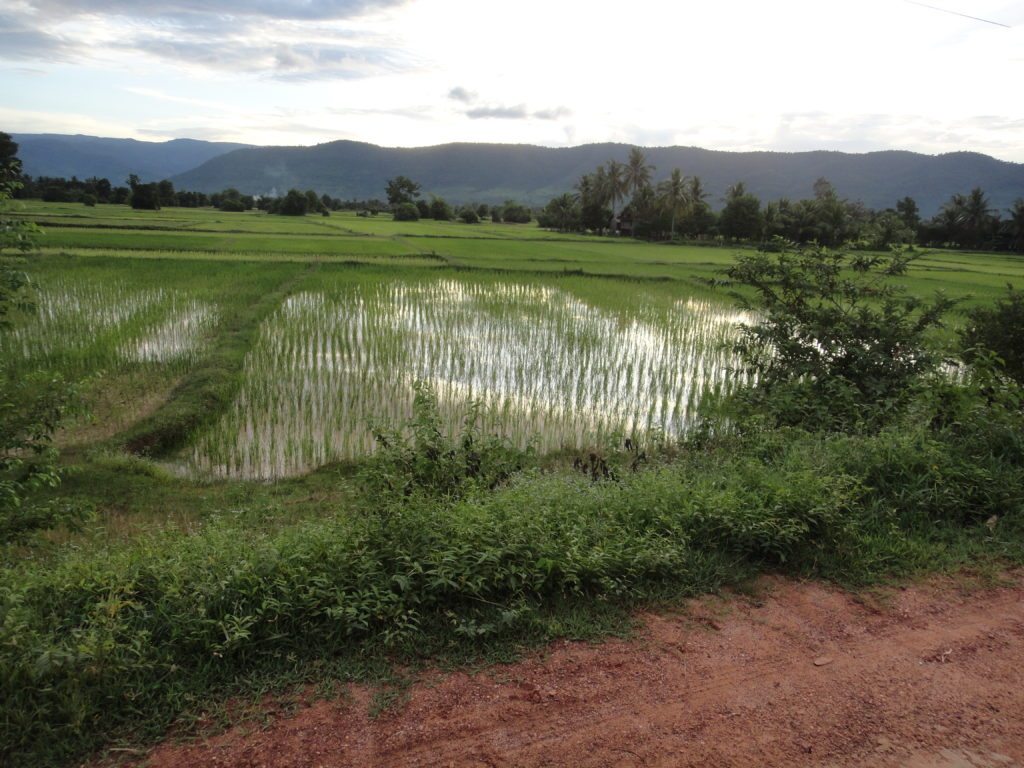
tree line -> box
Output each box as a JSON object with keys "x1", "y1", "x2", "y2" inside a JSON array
[
  {"x1": 384, "y1": 175, "x2": 532, "y2": 224},
  {"x1": 536, "y1": 148, "x2": 1024, "y2": 252}
]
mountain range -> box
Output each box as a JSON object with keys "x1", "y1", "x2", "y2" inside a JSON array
[
  {"x1": 12, "y1": 134, "x2": 251, "y2": 185},
  {"x1": 12, "y1": 134, "x2": 1024, "y2": 216}
]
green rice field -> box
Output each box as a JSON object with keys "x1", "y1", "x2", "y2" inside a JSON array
[{"x1": 7, "y1": 200, "x2": 1024, "y2": 481}]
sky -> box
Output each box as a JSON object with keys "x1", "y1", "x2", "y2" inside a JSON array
[{"x1": 1, "y1": 0, "x2": 1023, "y2": 160}]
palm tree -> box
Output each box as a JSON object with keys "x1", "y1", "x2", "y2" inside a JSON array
[
  {"x1": 549, "y1": 193, "x2": 578, "y2": 232},
  {"x1": 687, "y1": 176, "x2": 708, "y2": 208},
  {"x1": 591, "y1": 165, "x2": 610, "y2": 208},
  {"x1": 574, "y1": 174, "x2": 594, "y2": 207},
  {"x1": 939, "y1": 192, "x2": 966, "y2": 243},
  {"x1": 657, "y1": 168, "x2": 688, "y2": 240},
  {"x1": 1006, "y1": 199, "x2": 1024, "y2": 252},
  {"x1": 761, "y1": 200, "x2": 781, "y2": 241},
  {"x1": 603, "y1": 160, "x2": 628, "y2": 231},
  {"x1": 961, "y1": 187, "x2": 993, "y2": 247},
  {"x1": 624, "y1": 147, "x2": 653, "y2": 200}
]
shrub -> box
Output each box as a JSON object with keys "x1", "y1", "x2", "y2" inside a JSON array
[
  {"x1": 219, "y1": 198, "x2": 246, "y2": 212},
  {"x1": 501, "y1": 201, "x2": 531, "y2": 223},
  {"x1": 81, "y1": 194, "x2": 97, "y2": 207},
  {"x1": 393, "y1": 202, "x2": 420, "y2": 221},
  {"x1": 458, "y1": 207, "x2": 480, "y2": 224},
  {"x1": 360, "y1": 381, "x2": 531, "y2": 505},
  {"x1": 0, "y1": 371, "x2": 89, "y2": 546},
  {"x1": 277, "y1": 189, "x2": 309, "y2": 216},
  {"x1": 960, "y1": 285, "x2": 1024, "y2": 383},
  {"x1": 725, "y1": 241, "x2": 955, "y2": 431},
  {"x1": 429, "y1": 197, "x2": 453, "y2": 221}
]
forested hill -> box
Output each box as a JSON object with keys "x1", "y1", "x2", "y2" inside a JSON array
[
  {"x1": 12, "y1": 134, "x2": 250, "y2": 183},
  {"x1": 173, "y1": 142, "x2": 1024, "y2": 215},
  {"x1": 13, "y1": 133, "x2": 1024, "y2": 215}
]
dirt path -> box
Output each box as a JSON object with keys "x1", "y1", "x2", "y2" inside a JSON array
[{"x1": 136, "y1": 573, "x2": 1024, "y2": 768}]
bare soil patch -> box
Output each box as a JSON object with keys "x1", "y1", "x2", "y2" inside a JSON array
[{"x1": 130, "y1": 572, "x2": 1024, "y2": 767}]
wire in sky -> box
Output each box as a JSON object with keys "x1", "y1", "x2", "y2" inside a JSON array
[{"x1": 903, "y1": 0, "x2": 1011, "y2": 28}]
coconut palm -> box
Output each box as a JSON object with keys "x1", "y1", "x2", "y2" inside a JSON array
[
  {"x1": 574, "y1": 174, "x2": 594, "y2": 206},
  {"x1": 657, "y1": 168, "x2": 689, "y2": 240},
  {"x1": 602, "y1": 160, "x2": 628, "y2": 232},
  {"x1": 549, "y1": 193, "x2": 578, "y2": 232},
  {"x1": 961, "y1": 187, "x2": 993, "y2": 247},
  {"x1": 591, "y1": 165, "x2": 610, "y2": 208},
  {"x1": 1006, "y1": 199, "x2": 1024, "y2": 251},
  {"x1": 624, "y1": 147, "x2": 654, "y2": 200},
  {"x1": 688, "y1": 176, "x2": 708, "y2": 208}
]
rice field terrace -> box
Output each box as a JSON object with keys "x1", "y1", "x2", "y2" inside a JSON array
[{"x1": 8, "y1": 200, "x2": 1024, "y2": 486}]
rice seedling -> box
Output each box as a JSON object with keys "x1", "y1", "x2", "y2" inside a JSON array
[
  {"x1": 188, "y1": 277, "x2": 751, "y2": 479},
  {"x1": 1, "y1": 275, "x2": 218, "y2": 378}
]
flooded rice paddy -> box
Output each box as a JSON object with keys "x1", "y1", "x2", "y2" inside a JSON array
[
  {"x1": 7, "y1": 272, "x2": 751, "y2": 479},
  {"x1": 188, "y1": 279, "x2": 750, "y2": 479},
  {"x1": 2, "y1": 277, "x2": 218, "y2": 374}
]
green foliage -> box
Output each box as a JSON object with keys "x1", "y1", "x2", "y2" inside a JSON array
[
  {"x1": 385, "y1": 176, "x2": 421, "y2": 207},
  {"x1": 6, "y1": 381, "x2": 1024, "y2": 764},
  {"x1": 718, "y1": 182, "x2": 762, "y2": 241},
  {"x1": 361, "y1": 381, "x2": 532, "y2": 504},
  {"x1": 457, "y1": 207, "x2": 479, "y2": 224},
  {"x1": 537, "y1": 193, "x2": 580, "y2": 232},
  {"x1": 429, "y1": 196, "x2": 452, "y2": 221},
  {"x1": 0, "y1": 140, "x2": 87, "y2": 545},
  {"x1": 127, "y1": 175, "x2": 161, "y2": 211},
  {"x1": 960, "y1": 285, "x2": 1024, "y2": 383},
  {"x1": 725, "y1": 241, "x2": 955, "y2": 430},
  {"x1": 0, "y1": 372, "x2": 88, "y2": 546},
  {"x1": 392, "y1": 201, "x2": 420, "y2": 221},
  {"x1": 278, "y1": 189, "x2": 309, "y2": 216},
  {"x1": 500, "y1": 200, "x2": 531, "y2": 224}
]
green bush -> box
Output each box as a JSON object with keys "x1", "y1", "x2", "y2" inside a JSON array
[
  {"x1": 393, "y1": 202, "x2": 420, "y2": 222},
  {"x1": 961, "y1": 285, "x2": 1024, "y2": 383},
  {"x1": 725, "y1": 242, "x2": 955, "y2": 430},
  {"x1": 360, "y1": 381, "x2": 532, "y2": 504}
]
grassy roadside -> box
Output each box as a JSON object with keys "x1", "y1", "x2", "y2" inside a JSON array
[{"x1": 4, "y1": 397, "x2": 1024, "y2": 767}]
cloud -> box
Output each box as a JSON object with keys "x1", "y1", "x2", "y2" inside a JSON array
[
  {"x1": 466, "y1": 104, "x2": 528, "y2": 120},
  {"x1": 465, "y1": 103, "x2": 571, "y2": 121},
  {"x1": 447, "y1": 86, "x2": 476, "y2": 103},
  {"x1": 0, "y1": 11, "x2": 80, "y2": 61},
  {"x1": 105, "y1": 33, "x2": 408, "y2": 80},
  {"x1": 533, "y1": 106, "x2": 572, "y2": 121},
  {"x1": 22, "y1": 0, "x2": 410, "y2": 22},
  {"x1": 0, "y1": 1, "x2": 416, "y2": 80}
]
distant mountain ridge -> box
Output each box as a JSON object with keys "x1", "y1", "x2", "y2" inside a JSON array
[
  {"x1": 11, "y1": 134, "x2": 1024, "y2": 215},
  {"x1": 173, "y1": 141, "x2": 1024, "y2": 216},
  {"x1": 12, "y1": 134, "x2": 251, "y2": 183}
]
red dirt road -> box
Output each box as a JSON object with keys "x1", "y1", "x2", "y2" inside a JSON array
[{"x1": 136, "y1": 574, "x2": 1024, "y2": 768}]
